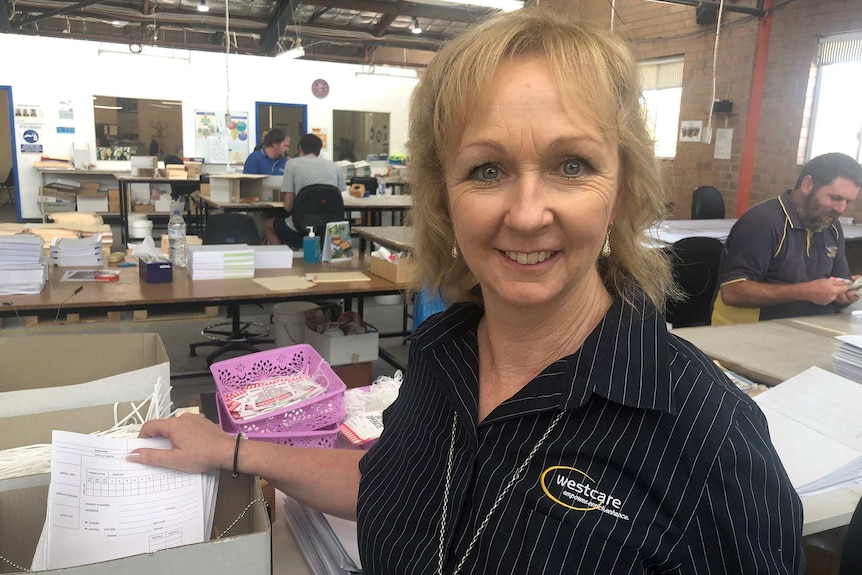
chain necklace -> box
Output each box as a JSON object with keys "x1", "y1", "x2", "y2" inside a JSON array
[{"x1": 436, "y1": 410, "x2": 565, "y2": 575}]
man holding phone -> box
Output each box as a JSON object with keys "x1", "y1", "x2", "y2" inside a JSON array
[{"x1": 713, "y1": 153, "x2": 862, "y2": 324}]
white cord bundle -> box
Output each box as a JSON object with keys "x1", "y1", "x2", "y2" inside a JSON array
[
  {"x1": 343, "y1": 370, "x2": 403, "y2": 420},
  {"x1": 0, "y1": 378, "x2": 172, "y2": 482}
]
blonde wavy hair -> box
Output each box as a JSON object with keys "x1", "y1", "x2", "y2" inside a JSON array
[{"x1": 409, "y1": 8, "x2": 677, "y2": 310}]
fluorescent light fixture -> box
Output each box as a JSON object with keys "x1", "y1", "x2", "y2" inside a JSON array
[
  {"x1": 411, "y1": 17, "x2": 422, "y2": 34},
  {"x1": 111, "y1": 20, "x2": 127, "y2": 28},
  {"x1": 355, "y1": 65, "x2": 418, "y2": 79},
  {"x1": 197, "y1": 0, "x2": 209, "y2": 12},
  {"x1": 277, "y1": 45, "x2": 305, "y2": 59},
  {"x1": 97, "y1": 46, "x2": 191, "y2": 63},
  {"x1": 160, "y1": 101, "x2": 182, "y2": 106},
  {"x1": 94, "y1": 105, "x2": 123, "y2": 110}
]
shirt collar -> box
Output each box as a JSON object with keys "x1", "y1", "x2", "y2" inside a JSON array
[
  {"x1": 778, "y1": 189, "x2": 805, "y2": 230},
  {"x1": 414, "y1": 294, "x2": 675, "y2": 420},
  {"x1": 778, "y1": 188, "x2": 841, "y2": 237}
]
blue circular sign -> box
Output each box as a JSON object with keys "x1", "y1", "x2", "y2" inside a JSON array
[{"x1": 22, "y1": 129, "x2": 39, "y2": 143}]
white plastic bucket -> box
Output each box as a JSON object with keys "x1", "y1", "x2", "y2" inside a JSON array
[
  {"x1": 129, "y1": 218, "x2": 153, "y2": 239},
  {"x1": 273, "y1": 301, "x2": 320, "y2": 348}
]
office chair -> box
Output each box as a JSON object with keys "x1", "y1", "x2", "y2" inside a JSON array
[
  {"x1": 189, "y1": 213, "x2": 274, "y2": 365},
  {"x1": 839, "y1": 497, "x2": 862, "y2": 575},
  {"x1": 0, "y1": 168, "x2": 14, "y2": 205},
  {"x1": 288, "y1": 184, "x2": 345, "y2": 249},
  {"x1": 690, "y1": 186, "x2": 725, "y2": 219},
  {"x1": 665, "y1": 236, "x2": 724, "y2": 328}
]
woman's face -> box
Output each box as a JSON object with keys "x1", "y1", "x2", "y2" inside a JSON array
[{"x1": 445, "y1": 56, "x2": 620, "y2": 310}]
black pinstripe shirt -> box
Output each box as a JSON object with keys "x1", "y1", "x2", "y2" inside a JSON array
[{"x1": 357, "y1": 295, "x2": 804, "y2": 574}]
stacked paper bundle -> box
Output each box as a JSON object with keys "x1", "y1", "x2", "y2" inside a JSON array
[
  {"x1": 0, "y1": 234, "x2": 48, "y2": 295},
  {"x1": 282, "y1": 496, "x2": 361, "y2": 575},
  {"x1": 49, "y1": 234, "x2": 103, "y2": 267},
  {"x1": 253, "y1": 245, "x2": 294, "y2": 270},
  {"x1": 832, "y1": 334, "x2": 862, "y2": 383},
  {"x1": 187, "y1": 244, "x2": 255, "y2": 280}
]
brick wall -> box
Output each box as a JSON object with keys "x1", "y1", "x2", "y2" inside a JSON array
[{"x1": 542, "y1": 0, "x2": 862, "y2": 220}]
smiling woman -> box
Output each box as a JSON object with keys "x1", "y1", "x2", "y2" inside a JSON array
[{"x1": 129, "y1": 9, "x2": 805, "y2": 575}]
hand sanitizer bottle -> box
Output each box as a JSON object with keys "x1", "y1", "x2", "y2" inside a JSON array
[{"x1": 303, "y1": 227, "x2": 321, "y2": 264}]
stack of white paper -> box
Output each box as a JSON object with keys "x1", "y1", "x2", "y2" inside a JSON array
[
  {"x1": 832, "y1": 334, "x2": 862, "y2": 383},
  {"x1": 754, "y1": 366, "x2": 862, "y2": 496},
  {"x1": 32, "y1": 431, "x2": 219, "y2": 570},
  {"x1": 0, "y1": 234, "x2": 48, "y2": 294},
  {"x1": 187, "y1": 244, "x2": 255, "y2": 280},
  {"x1": 253, "y1": 245, "x2": 294, "y2": 270},
  {"x1": 282, "y1": 495, "x2": 361, "y2": 575},
  {"x1": 49, "y1": 234, "x2": 104, "y2": 267}
]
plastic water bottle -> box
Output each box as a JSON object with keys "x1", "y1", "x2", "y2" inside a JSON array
[
  {"x1": 168, "y1": 208, "x2": 187, "y2": 268},
  {"x1": 377, "y1": 177, "x2": 386, "y2": 195}
]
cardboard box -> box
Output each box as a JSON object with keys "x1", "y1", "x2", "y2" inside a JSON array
[
  {"x1": 138, "y1": 254, "x2": 173, "y2": 283},
  {"x1": 40, "y1": 187, "x2": 77, "y2": 202},
  {"x1": 209, "y1": 175, "x2": 265, "y2": 203},
  {"x1": 76, "y1": 194, "x2": 108, "y2": 213},
  {"x1": 0, "y1": 333, "x2": 170, "y2": 425},
  {"x1": 370, "y1": 256, "x2": 417, "y2": 285},
  {"x1": 0, "y1": 471, "x2": 271, "y2": 575},
  {"x1": 333, "y1": 361, "x2": 373, "y2": 389},
  {"x1": 304, "y1": 325, "x2": 379, "y2": 366},
  {"x1": 133, "y1": 203, "x2": 155, "y2": 213},
  {"x1": 154, "y1": 196, "x2": 172, "y2": 212},
  {"x1": 108, "y1": 188, "x2": 120, "y2": 212}
]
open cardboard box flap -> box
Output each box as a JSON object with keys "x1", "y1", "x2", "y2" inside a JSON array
[{"x1": 0, "y1": 472, "x2": 270, "y2": 574}]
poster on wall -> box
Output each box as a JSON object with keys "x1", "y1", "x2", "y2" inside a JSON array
[
  {"x1": 58, "y1": 101, "x2": 74, "y2": 121},
  {"x1": 679, "y1": 120, "x2": 703, "y2": 143},
  {"x1": 14, "y1": 103, "x2": 43, "y2": 121},
  {"x1": 713, "y1": 128, "x2": 733, "y2": 160},
  {"x1": 18, "y1": 127, "x2": 43, "y2": 154},
  {"x1": 15, "y1": 103, "x2": 45, "y2": 154},
  {"x1": 194, "y1": 110, "x2": 249, "y2": 164},
  {"x1": 311, "y1": 128, "x2": 328, "y2": 151}
]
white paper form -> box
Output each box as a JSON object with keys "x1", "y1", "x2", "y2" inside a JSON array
[{"x1": 42, "y1": 431, "x2": 207, "y2": 570}]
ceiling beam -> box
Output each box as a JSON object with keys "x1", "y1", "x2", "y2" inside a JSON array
[
  {"x1": 300, "y1": 0, "x2": 483, "y2": 23},
  {"x1": 647, "y1": 0, "x2": 765, "y2": 17},
  {"x1": 15, "y1": 0, "x2": 108, "y2": 27},
  {"x1": 0, "y1": 0, "x2": 12, "y2": 33},
  {"x1": 260, "y1": 0, "x2": 297, "y2": 54},
  {"x1": 373, "y1": 11, "x2": 399, "y2": 38}
]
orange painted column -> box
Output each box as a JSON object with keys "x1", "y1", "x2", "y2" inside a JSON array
[{"x1": 736, "y1": 0, "x2": 775, "y2": 216}]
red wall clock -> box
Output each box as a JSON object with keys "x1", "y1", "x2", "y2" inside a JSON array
[{"x1": 311, "y1": 79, "x2": 330, "y2": 99}]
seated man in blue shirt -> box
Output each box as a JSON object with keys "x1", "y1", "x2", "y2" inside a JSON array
[
  {"x1": 242, "y1": 128, "x2": 289, "y2": 175},
  {"x1": 713, "y1": 152, "x2": 862, "y2": 324}
]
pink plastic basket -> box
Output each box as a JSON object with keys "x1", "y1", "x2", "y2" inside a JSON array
[
  {"x1": 215, "y1": 398, "x2": 340, "y2": 448},
  {"x1": 210, "y1": 344, "x2": 346, "y2": 435}
]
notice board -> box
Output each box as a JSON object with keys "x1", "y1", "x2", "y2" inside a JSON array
[{"x1": 194, "y1": 110, "x2": 250, "y2": 164}]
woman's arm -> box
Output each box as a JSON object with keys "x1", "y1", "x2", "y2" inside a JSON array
[{"x1": 132, "y1": 413, "x2": 362, "y2": 520}]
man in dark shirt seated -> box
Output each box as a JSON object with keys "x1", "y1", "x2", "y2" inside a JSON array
[{"x1": 713, "y1": 152, "x2": 862, "y2": 324}]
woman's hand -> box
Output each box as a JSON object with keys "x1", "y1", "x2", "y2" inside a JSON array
[{"x1": 130, "y1": 413, "x2": 235, "y2": 474}]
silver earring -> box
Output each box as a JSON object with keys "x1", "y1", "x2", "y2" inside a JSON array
[
  {"x1": 451, "y1": 242, "x2": 459, "y2": 259},
  {"x1": 601, "y1": 227, "x2": 611, "y2": 257}
]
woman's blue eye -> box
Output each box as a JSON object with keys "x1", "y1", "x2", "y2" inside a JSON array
[
  {"x1": 562, "y1": 160, "x2": 583, "y2": 176},
  {"x1": 476, "y1": 165, "x2": 499, "y2": 180}
]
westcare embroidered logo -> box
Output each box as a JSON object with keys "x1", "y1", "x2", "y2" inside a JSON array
[{"x1": 540, "y1": 466, "x2": 630, "y2": 521}]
